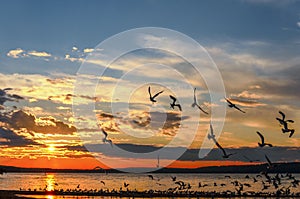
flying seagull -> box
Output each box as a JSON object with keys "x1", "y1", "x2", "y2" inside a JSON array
[
  {"x1": 148, "y1": 86, "x2": 163, "y2": 103},
  {"x1": 256, "y1": 131, "x2": 273, "y2": 147},
  {"x1": 276, "y1": 111, "x2": 294, "y2": 125},
  {"x1": 101, "y1": 128, "x2": 113, "y2": 147},
  {"x1": 225, "y1": 98, "x2": 245, "y2": 113},
  {"x1": 276, "y1": 111, "x2": 295, "y2": 138},
  {"x1": 207, "y1": 123, "x2": 216, "y2": 140},
  {"x1": 171, "y1": 176, "x2": 177, "y2": 181},
  {"x1": 169, "y1": 95, "x2": 182, "y2": 111},
  {"x1": 215, "y1": 141, "x2": 236, "y2": 159},
  {"x1": 191, "y1": 88, "x2": 208, "y2": 114}
]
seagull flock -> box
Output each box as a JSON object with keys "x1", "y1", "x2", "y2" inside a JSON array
[
  {"x1": 97, "y1": 85, "x2": 297, "y2": 196},
  {"x1": 100, "y1": 85, "x2": 296, "y2": 161}
]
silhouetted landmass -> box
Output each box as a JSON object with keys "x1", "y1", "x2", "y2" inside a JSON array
[{"x1": 1, "y1": 162, "x2": 300, "y2": 173}]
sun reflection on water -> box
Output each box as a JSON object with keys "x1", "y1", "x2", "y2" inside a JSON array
[{"x1": 45, "y1": 174, "x2": 56, "y2": 191}]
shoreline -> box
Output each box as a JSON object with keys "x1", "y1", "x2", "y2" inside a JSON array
[{"x1": 1, "y1": 189, "x2": 300, "y2": 198}]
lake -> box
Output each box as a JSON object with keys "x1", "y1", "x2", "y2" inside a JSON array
[{"x1": 0, "y1": 172, "x2": 299, "y2": 199}]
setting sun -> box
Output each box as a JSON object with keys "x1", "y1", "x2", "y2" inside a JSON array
[{"x1": 47, "y1": 145, "x2": 55, "y2": 153}]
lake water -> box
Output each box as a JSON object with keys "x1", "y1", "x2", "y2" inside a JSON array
[{"x1": 0, "y1": 172, "x2": 299, "y2": 199}]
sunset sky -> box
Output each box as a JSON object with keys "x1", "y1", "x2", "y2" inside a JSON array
[{"x1": 0, "y1": 0, "x2": 300, "y2": 170}]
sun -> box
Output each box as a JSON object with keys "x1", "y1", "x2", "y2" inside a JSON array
[{"x1": 48, "y1": 145, "x2": 55, "y2": 153}]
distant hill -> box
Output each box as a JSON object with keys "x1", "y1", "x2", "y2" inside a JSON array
[{"x1": 1, "y1": 162, "x2": 300, "y2": 173}]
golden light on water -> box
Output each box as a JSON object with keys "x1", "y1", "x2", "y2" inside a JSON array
[{"x1": 45, "y1": 174, "x2": 55, "y2": 191}]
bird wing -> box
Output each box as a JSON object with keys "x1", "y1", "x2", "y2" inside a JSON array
[
  {"x1": 177, "y1": 104, "x2": 182, "y2": 111},
  {"x1": 102, "y1": 129, "x2": 108, "y2": 138},
  {"x1": 169, "y1": 95, "x2": 177, "y2": 103},
  {"x1": 279, "y1": 111, "x2": 285, "y2": 120},
  {"x1": 256, "y1": 131, "x2": 264, "y2": 143},
  {"x1": 276, "y1": 118, "x2": 283, "y2": 124},
  {"x1": 193, "y1": 88, "x2": 197, "y2": 102},
  {"x1": 225, "y1": 98, "x2": 234, "y2": 105},
  {"x1": 209, "y1": 124, "x2": 216, "y2": 140},
  {"x1": 107, "y1": 139, "x2": 113, "y2": 147},
  {"x1": 148, "y1": 175, "x2": 154, "y2": 180},
  {"x1": 148, "y1": 86, "x2": 152, "y2": 98},
  {"x1": 209, "y1": 124, "x2": 214, "y2": 136},
  {"x1": 152, "y1": 90, "x2": 164, "y2": 99},
  {"x1": 215, "y1": 141, "x2": 227, "y2": 156},
  {"x1": 196, "y1": 104, "x2": 209, "y2": 114},
  {"x1": 234, "y1": 105, "x2": 246, "y2": 113}
]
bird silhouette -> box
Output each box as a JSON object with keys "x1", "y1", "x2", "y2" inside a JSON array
[
  {"x1": 256, "y1": 131, "x2": 273, "y2": 147},
  {"x1": 207, "y1": 123, "x2": 216, "y2": 140},
  {"x1": 169, "y1": 95, "x2": 182, "y2": 111},
  {"x1": 276, "y1": 111, "x2": 295, "y2": 137},
  {"x1": 124, "y1": 182, "x2": 129, "y2": 187},
  {"x1": 148, "y1": 175, "x2": 154, "y2": 180},
  {"x1": 191, "y1": 88, "x2": 208, "y2": 114},
  {"x1": 148, "y1": 86, "x2": 163, "y2": 103},
  {"x1": 171, "y1": 176, "x2": 176, "y2": 181},
  {"x1": 101, "y1": 128, "x2": 113, "y2": 147},
  {"x1": 225, "y1": 98, "x2": 245, "y2": 113},
  {"x1": 209, "y1": 124, "x2": 235, "y2": 158},
  {"x1": 215, "y1": 141, "x2": 236, "y2": 158}
]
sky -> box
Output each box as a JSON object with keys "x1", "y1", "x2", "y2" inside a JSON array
[{"x1": 0, "y1": 0, "x2": 300, "y2": 170}]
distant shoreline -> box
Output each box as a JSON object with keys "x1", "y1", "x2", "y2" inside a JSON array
[{"x1": 2, "y1": 162, "x2": 300, "y2": 173}]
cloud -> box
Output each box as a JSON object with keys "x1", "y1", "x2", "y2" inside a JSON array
[
  {"x1": 297, "y1": 22, "x2": 300, "y2": 28},
  {"x1": 0, "y1": 73, "x2": 76, "y2": 105},
  {"x1": 27, "y1": 50, "x2": 51, "y2": 57},
  {"x1": 72, "y1": 46, "x2": 78, "y2": 52},
  {"x1": 1, "y1": 110, "x2": 76, "y2": 135},
  {"x1": 83, "y1": 48, "x2": 94, "y2": 53},
  {"x1": 6, "y1": 48, "x2": 25, "y2": 58},
  {"x1": 65, "y1": 54, "x2": 84, "y2": 62},
  {"x1": 0, "y1": 127, "x2": 40, "y2": 147},
  {"x1": 0, "y1": 88, "x2": 24, "y2": 105}
]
